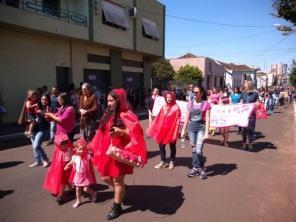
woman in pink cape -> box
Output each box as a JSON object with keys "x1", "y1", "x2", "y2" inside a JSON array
[
  {"x1": 147, "y1": 91, "x2": 181, "y2": 170},
  {"x1": 90, "y1": 88, "x2": 147, "y2": 220}
]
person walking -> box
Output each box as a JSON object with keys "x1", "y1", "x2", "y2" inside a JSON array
[
  {"x1": 145, "y1": 87, "x2": 159, "y2": 129},
  {"x1": 28, "y1": 94, "x2": 51, "y2": 168},
  {"x1": 241, "y1": 81, "x2": 259, "y2": 150},
  {"x1": 220, "y1": 88, "x2": 230, "y2": 146},
  {"x1": 147, "y1": 91, "x2": 181, "y2": 170},
  {"x1": 45, "y1": 86, "x2": 59, "y2": 146},
  {"x1": 181, "y1": 86, "x2": 211, "y2": 179},
  {"x1": 44, "y1": 92, "x2": 76, "y2": 141},
  {"x1": 90, "y1": 88, "x2": 147, "y2": 220},
  {"x1": 64, "y1": 138, "x2": 97, "y2": 208},
  {"x1": 79, "y1": 83, "x2": 98, "y2": 142}
]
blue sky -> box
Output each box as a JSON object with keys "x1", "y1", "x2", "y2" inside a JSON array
[{"x1": 159, "y1": 0, "x2": 296, "y2": 72}]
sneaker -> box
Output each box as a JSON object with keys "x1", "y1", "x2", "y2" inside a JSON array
[
  {"x1": 29, "y1": 162, "x2": 41, "y2": 168},
  {"x1": 187, "y1": 168, "x2": 199, "y2": 178},
  {"x1": 168, "y1": 161, "x2": 174, "y2": 170},
  {"x1": 242, "y1": 143, "x2": 248, "y2": 150},
  {"x1": 43, "y1": 161, "x2": 50, "y2": 168},
  {"x1": 154, "y1": 161, "x2": 168, "y2": 169},
  {"x1": 248, "y1": 143, "x2": 254, "y2": 150},
  {"x1": 199, "y1": 168, "x2": 207, "y2": 179}
]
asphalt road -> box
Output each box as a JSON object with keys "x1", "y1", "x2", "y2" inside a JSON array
[{"x1": 0, "y1": 105, "x2": 295, "y2": 222}]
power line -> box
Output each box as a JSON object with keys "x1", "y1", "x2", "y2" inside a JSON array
[
  {"x1": 118, "y1": 2, "x2": 276, "y2": 29},
  {"x1": 166, "y1": 14, "x2": 274, "y2": 28},
  {"x1": 169, "y1": 31, "x2": 277, "y2": 49}
]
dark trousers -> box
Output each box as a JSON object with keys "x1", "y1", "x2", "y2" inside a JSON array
[
  {"x1": 242, "y1": 117, "x2": 256, "y2": 144},
  {"x1": 159, "y1": 142, "x2": 176, "y2": 162}
]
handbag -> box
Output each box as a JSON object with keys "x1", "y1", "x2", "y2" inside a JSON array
[{"x1": 106, "y1": 144, "x2": 144, "y2": 167}]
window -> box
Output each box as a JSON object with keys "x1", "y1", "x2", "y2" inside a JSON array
[
  {"x1": 220, "y1": 77, "x2": 224, "y2": 87},
  {"x1": 207, "y1": 76, "x2": 210, "y2": 88},
  {"x1": 102, "y1": 0, "x2": 129, "y2": 30},
  {"x1": 87, "y1": 54, "x2": 110, "y2": 64},
  {"x1": 142, "y1": 17, "x2": 160, "y2": 40},
  {"x1": 43, "y1": 0, "x2": 60, "y2": 17}
]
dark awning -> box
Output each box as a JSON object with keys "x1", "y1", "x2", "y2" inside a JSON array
[
  {"x1": 142, "y1": 17, "x2": 160, "y2": 40},
  {"x1": 102, "y1": 1, "x2": 129, "y2": 29}
]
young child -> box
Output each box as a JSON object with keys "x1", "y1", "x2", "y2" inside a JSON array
[
  {"x1": 25, "y1": 90, "x2": 38, "y2": 137},
  {"x1": 64, "y1": 138, "x2": 96, "y2": 208},
  {"x1": 43, "y1": 132, "x2": 74, "y2": 205}
]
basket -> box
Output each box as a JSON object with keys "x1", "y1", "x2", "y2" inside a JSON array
[{"x1": 106, "y1": 145, "x2": 143, "y2": 167}]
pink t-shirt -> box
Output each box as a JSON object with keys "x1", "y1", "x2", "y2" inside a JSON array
[
  {"x1": 210, "y1": 93, "x2": 220, "y2": 104},
  {"x1": 56, "y1": 106, "x2": 75, "y2": 134},
  {"x1": 187, "y1": 100, "x2": 211, "y2": 121}
]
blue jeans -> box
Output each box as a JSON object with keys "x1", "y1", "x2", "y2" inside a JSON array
[
  {"x1": 188, "y1": 126, "x2": 205, "y2": 169},
  {"x1": 30, "y1": 130, "x2": 49, "y2": 164},
  {"x1": 49, "y1": 121, "x2": 56, "y2": 142}
]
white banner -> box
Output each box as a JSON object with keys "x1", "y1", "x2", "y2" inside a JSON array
[
  {"x1": 152, "y1": 96, "x2": 255, "y2": 127},
  {"x1": 152, "y1": 96, "x2": 187, "y2": 123},
  {"x1": 210, "y1": 103, "x2": 255, "y2": 127}
]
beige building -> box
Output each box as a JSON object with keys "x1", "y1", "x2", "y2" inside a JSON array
[
  {"x1": 169, "y1": 53, "x2": 225, "y2": 89},
  {"x1": 0, "y1": 0, "x2": 165, "y2": 123}
]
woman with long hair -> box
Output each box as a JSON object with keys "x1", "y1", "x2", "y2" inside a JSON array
[
  {"x1": 28, "y1": 93, "x2": 51, "y2": 168},
  {"x1": 241, "y1": 81, "x2": 259, "y2": 150},
  {"x1": 181, "y1": 86, "x2": 211, "y2": 179},
  {"x1": 90, "y1": 88, "x2": 147, "y2": 220}
]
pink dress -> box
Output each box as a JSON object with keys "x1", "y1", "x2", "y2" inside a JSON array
[{"x1": 72, "y1": 154, "x2": 96, "y2": 187}]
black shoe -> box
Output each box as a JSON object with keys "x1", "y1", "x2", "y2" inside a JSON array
[
  {"x1": 106, "y1": 203, "x2": 122, "y2": 220},
  {"x1": 65, "y1": 189, "x2": 75, "y2": 196},
  {"x1": 56, "y1": 196, "x2": 65, "y2": 205}
]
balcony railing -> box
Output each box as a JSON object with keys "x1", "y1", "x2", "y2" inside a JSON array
[{"x1": 1, "y1": 0, "x2": 88, "y2": 26}]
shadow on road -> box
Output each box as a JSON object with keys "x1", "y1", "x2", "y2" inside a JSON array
[
  {"x1": 174, "y1": 157, "x2": 192, "y2": 169},
  {"x1": 90, "y1": 183, "x2": 109, "y2": 192},
  {"x1": 147, "y1": 150, "x2": 159, "y2": 159},
  {"x1": 206, "y1": 163, "x2": 237, "y2": 177},
  {"x1": 0, "y1": 161, "x2": 24, "y2": 169},
  {"x1": 206, "y1": 138, "x2": 277, "y2": 153},
  {"x1": 0, "y1": 190, "x2": 14, "y2": 199},
  {"x1": 122, "y1": 185, "x2": 184, "y2": 216},
  {"x1": 0, "y1": 138, "x2": 31, "y2": 151}
]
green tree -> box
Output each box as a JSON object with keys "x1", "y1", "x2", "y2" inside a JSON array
[
  {"x1": 152, "y1": 60, "x2": 175, "y2": 88},
  {"x1": 289, "y1": 59, "x2": 296, "y2": 87},
  {"x1": 273, "y1": 0, "x2": 296, "y2": 26},
  {"x1": 175, "y1": 64, "x2": 202, "y2": 83}
]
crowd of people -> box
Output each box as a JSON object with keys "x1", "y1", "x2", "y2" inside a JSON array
[{"x1": 18, "y1": 81, "x2": 295, "y2": 220}]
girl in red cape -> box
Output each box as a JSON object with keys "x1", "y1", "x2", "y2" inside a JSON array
[
  {"x1": 90, "y1": 88, "x2": 147, "y2": 220},
  {"x1": 43, "y1": 132, "x2": 74, "y2": 204},
  {"x1": 147, "y1": 91, "x2": 181, "y2": 170}
]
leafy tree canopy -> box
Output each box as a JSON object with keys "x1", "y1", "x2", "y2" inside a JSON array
[
  {"x1": 273, "y1": 0, "x2": 296, "y2": 26},
  {"x1": 152, "y1": 60, "x2": 175, "y2": 87},
  {"x1": 175, "y1": 64, "x2": 202, "y2": 83}
]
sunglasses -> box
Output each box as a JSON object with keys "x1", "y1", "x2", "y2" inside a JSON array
[{"x1": 193, "y1": 91, "x2": 201, "y2": 95}]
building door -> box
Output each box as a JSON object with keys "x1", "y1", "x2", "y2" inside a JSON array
[
  {"x1": 56, "y1": 67, "x2": 71, "y2": 92},
  {"x1": 122, "y1": 72, "x2": 143, "y2": 89},
  {"x1": 83, "y1": 69, "x2": 110, "y2": 93}
]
